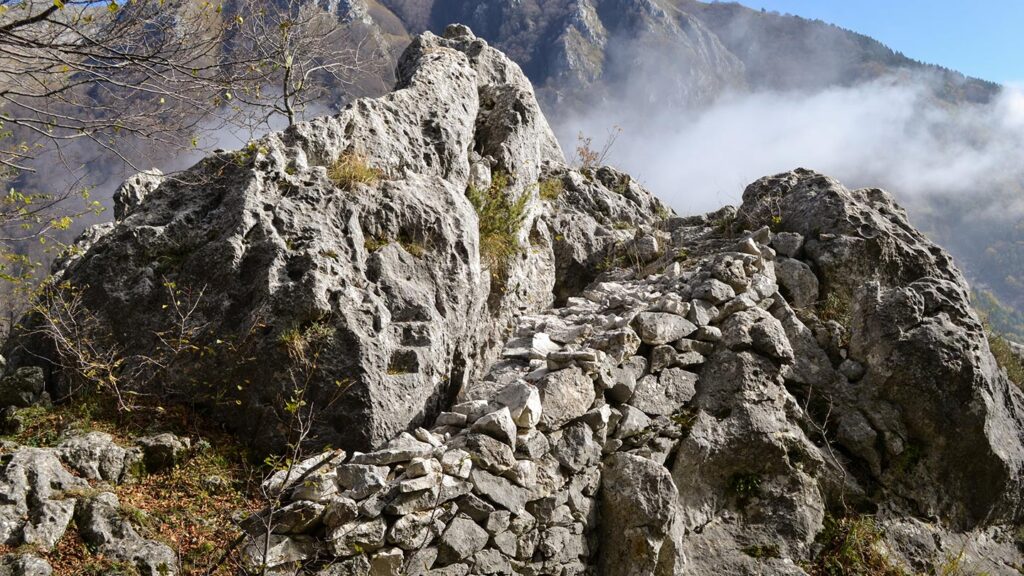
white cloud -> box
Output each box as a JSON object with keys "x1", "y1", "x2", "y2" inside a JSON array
[{"x1": 553, "y1": 76, "x2": 1024, "y2": 221}]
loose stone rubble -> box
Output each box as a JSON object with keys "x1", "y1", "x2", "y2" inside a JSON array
[{"x1": 227, "y1": 174, "x2": 1024, "y2": 574}]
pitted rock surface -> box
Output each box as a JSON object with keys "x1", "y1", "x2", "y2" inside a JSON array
[
  {"x1": 230, "y1": 167, "x2": 1024, "y2": 575},
  {"x1": 1, "y1": 25, "x2": 667, "y2": 454},
  {"x1": 0, "y1": 432, "x2": 189, "y2": 574}
]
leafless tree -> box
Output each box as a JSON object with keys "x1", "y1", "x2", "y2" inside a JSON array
[
  {"x1": 0, "y1": 0, "x2": 255, "y2": 292},
  {"x1": 0, "y1": 1, "x2": 261, "y2": 173},
  {"x1": 230, "y1": 0, "x2": 380, "y2": 128}
]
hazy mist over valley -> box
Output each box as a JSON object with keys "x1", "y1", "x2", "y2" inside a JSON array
[{"x1": 555, "y1": 77, "x2": 1024, "y2": 216}]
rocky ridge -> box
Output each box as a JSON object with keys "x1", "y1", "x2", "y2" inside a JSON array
[
  {"x1": 226, "y1": 169, "x2": 1024, "y2": 575},
  {"x1": 2, "y1": 24, "x2": 1024, "y2": 576},
  {"x1": 3, "y1": 24, "x2": 666, "y2": 454}
]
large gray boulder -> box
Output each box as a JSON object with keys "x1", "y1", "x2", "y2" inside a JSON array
[
  {"x1": 2, "y1": 26, "x2": 637, "y2": 454},
  {"x1": 599, "y1": 453, "x2": 678, "y2": 576},
  {"x1": 0, "y1": 448, "x2": 86, "y2": 550},
  {"x1": 3, "y1": 22, "x2": 671, "y2": 454},
  {"x1": 740, "y1": 169, "x2": 1024, "y2": 528}
]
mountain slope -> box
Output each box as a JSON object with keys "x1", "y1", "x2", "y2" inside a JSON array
[
  {"x1": 677, "y1": 0, "x2": 999, "y2": 102},
  {"x1": 343, "y1": 0, "x2": 998, "y2": 108}
]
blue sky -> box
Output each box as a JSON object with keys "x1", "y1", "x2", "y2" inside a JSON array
[{"x1": 737, "y1": 0, "x2": 1024, "y2": 84}]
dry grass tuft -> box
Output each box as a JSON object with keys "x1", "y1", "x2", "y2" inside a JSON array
[
  {"x1": 328, "y1": 152, "x2": 382, "y2": 191},
  {"x1": 467, "y1": 172, "x2": 529, "y2": 287},
  {"x1": 807, "y1": 516, "x2": 908, "y2": 576}
]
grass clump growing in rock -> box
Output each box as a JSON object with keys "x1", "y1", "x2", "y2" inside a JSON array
[
  {"x1": 807, "y1": 516, "x2": 908, "y2": 576},
  {"x1": 742, "y1": 544, "x2": 782, "y2": 560},
  {"x1": 467, "y1": 172, "x2": 529, "y2": 283},
  {"x1": 328, "y1": 152, "x2": 382, "y2": 191},
  {"x1": 399, "y1": 240, "x2": 426, "y2": 258},
  {"x1": 670, "y1": 407, "x2": 699, "y2": 438},
  {"x1": 538, "y1": 177, "x2": 564, "y2": 201},
  {"x1": 713, "y1": 213, "x2": 736, "y2": 237},
  {"x1": 818, "y1": 292, "x2": 852, "y2": 328},
  {"x1": 364, "y1": 235, "x2": 389, "y2": 253},
  {"x1": 987, "y1": 328, "x2": 1024, "y2": 387},
  {"x1": 279, "y1": 319, "x2": 336, "y2": 363},
  {"x1": 728, "y1": 472, "x2": 762, "y2": 505}
]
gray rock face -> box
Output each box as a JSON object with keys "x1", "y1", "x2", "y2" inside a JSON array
[
  {"x1": 136, "y1": 433, "x2": 191, "y2": 473},
  {"x1": 113, "y1": 168, "x2": 163, "y2": 221},
  {"x1": 775, "y1": 256, "x2": 819, "y2": 309},
  {"x1": 631, "y1": 312, "x2": 697, "y2": 345},
  {"x1": 600, "y1": 453, "x2": 678, "y2": 576},
  {"x1": 740, "y1": 169, "x2": 1024, "y2": 528},
  {"x1": 76, "y1": 492, "x2": 178, "y2": 576},
  {"x1": 58, "y1": 432, "x2": 142, "y2": 483},
  {"x1": 115, "y1": 166, "x2": 1022, "y2": 574},
  {"x1": 0, "y1": 448, "x2": 85, "y2": 550},
  {"x1": 0, "y1": 367, "x2": 46, "y2": 408},
  {"x1": 2, "y1": 26, "x2": 578, "y2": 454},
  {"x1": 0, "y1": 430, "x2": 186, "y2": 572},
  {"x1": 4, "y1": 25, "x2": 1023, "y2": 576},
  {"x1": 537, "y1": 367, "x2": 596, "y2": 431},
  {"x1": 438, "y1": 515, "x2": 489, "y2": 564},
  {"x1": 377, "y1": 0, "x2": 745, "y2": 112},
  {"x1": 0, "y1": 555, "x2": 52, "y2": 576}
]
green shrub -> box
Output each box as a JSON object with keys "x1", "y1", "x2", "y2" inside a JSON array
[
  {"x1": 328, "y1": 152, "x2": 382, "y2": 191},
  {"x1": 538, "y1": 177, "x2": 564, "y2": 201},
  {"x1": 807, "y1": 516, "x2": 908, "y2": 576},
  {"x1": 988, "y1": 329, "x2": 1024, "y2": 387},
  {"x1": 466, "y1": 172, "x2": 529, "y2": 284}
]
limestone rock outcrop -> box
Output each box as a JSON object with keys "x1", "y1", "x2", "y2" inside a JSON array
[
  {"x1": 224, "y1": 169, "x2": 1024, "y2": 575},
  {"x1": 2, "y1": 26, "x2": 1023, "y2": 576},
  {"x1": 1, "y1": 26, "x2": 668, "y2": 453},
  {"x1": 0, "y1": 432, "x2": 188, "y2": 575}
]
